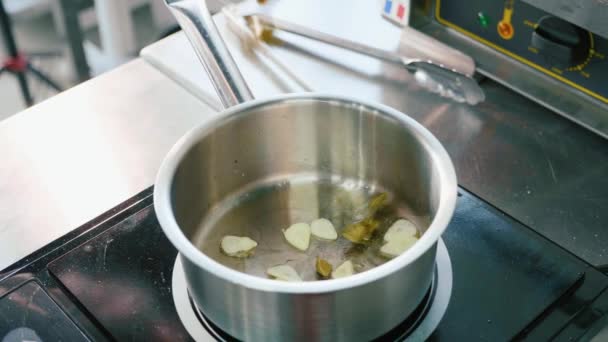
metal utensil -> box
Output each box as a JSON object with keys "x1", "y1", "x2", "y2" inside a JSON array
[
  {"x1": 245, "y1": 14, "x2": 485, "y2": 105},
  {"x1": 222, "y1": 6, "x2": 313, "y2": 92},
  {"x1": 157, "y1": 0, "x2": 458, "y2": 340}
]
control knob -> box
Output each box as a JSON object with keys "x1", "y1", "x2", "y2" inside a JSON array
[{"x1": 531, "y1": 16, "x2": 590, "y2": 66}]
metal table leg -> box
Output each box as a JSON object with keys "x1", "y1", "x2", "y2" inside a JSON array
[
  {"x1": 0, "y1": 0, "x2": 33, "y2": 105},
  {"x1": 93, "y1": 0, "x2": 137, "y2": 67},
  {"x1": 58, "y1": 0, "x2": 91, "y2": 82}
]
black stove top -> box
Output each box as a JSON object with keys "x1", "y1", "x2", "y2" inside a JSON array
[{"x1": 1, "y1": 188, "x2": 607, "y2": 341}]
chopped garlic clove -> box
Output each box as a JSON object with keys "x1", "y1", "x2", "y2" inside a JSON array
[
  {"x1": 283, "y1": 222, "x2": 311, "y2": 251},
  {"x1": 380, "y1": 235, "x2": 418, "y2": 258},
  {"x1": 267, "y1": 264, "x2": 302, "y2": 281},
  {"x1": 311, "y1": 218, "x2": 338, "y2": 240},
  {"x1": 384, "y1": 219, "x2": 418, "y2": 242},
  {"x1": 220, "y1": 235, "x2": 258, "y2": 257},
  {"x1": 368, "y1": 192, "x2": 388, "y2": 215},
  {"x1": 332, "y1": 260, "x2": 355, "y2": 279},
  {"x1": 342, "y1": 218, "x2": 379, "y2": 244},
  {"x1": 381, "y1": 219, "x2": 419, "y2": 258},
  {"x1": 342, "y1": 222, "x2": 368, "y2": 243},
  {"x1": 315, "y1": 257, "x2": 333, "y2": 278}
]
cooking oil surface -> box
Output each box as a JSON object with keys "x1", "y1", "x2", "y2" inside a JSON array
[{"x1": 192, "y1": 176, "x2": 429, "y2": 281}]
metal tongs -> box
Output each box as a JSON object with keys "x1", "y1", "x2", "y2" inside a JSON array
[{"x1": 245, "y1": 14, "x2": 485, "y2": 105}]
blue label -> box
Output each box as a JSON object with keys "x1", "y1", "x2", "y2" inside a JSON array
[{"x1": 384, "y1": 0, "x2": 392, "y2": 14}]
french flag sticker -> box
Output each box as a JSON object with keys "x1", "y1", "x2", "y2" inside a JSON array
[{"x1": 382, "y1": 0, "x2": 410, "y2": 26}]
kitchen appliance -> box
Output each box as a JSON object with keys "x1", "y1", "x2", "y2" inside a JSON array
[
  {"x1": 408, "y1": 0, "x2": 608, "y2": 138},
  {"x1": 1, "y1": 188, "x2": 607, "y2": 341},
  {"x1": 1, "y1": 1, "x2": 608, "y2": 341}
]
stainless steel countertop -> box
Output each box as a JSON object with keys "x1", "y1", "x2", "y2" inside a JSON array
[
  {"x1": 1, "y1": 0, "x2": 606, "y2": 272},
  {"x1": 141, "y1": 0, "x2": 608, "y2": 266},
  {"x1": 0, "y1": 59, "x2": 218, "y2": 271}
]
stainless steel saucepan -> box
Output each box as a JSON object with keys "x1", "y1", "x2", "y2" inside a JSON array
[{"x1": 155, "y1": 1, "x2": 457, "y2": 340}]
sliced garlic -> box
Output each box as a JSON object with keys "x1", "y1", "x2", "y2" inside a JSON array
[
  {"x1": 380, "y1": 219, "x2": 419, "y2": 258},
  {"x1": 342, "y1": 221, "x2": 368, "y2": 243},
  {"x1": 384, "y1": 219, "x2": 418, "y2": 242},
  {"x1": 332, "y1": 260, "x2": 354, "y2": 279},
  {"x1": 267, "y1": 264, "x2": 302, "y2": 282},
  {"x1": 315, "y1": 257, "x2": 332, "y2": 278},
  {"x1": 311, "y1": 218, "x2": 338, "y2": 240},
  {"x1": 380, "y1": 235, "x2": 418, "y2": 258},
  {"x1": 283, "y1": 222, "x2": 311, "y2": 251},
  {"x1": 342, "y1": 218, "x2": 379, "y2": 244},
  {"x1": 368, "y1": 192, "x2": 388, "y2": 215},
  {"x1": 220, "y1": 235, "x2": 258, "y2": 258}
]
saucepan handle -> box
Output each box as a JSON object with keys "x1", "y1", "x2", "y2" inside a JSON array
[{"x1": 165, "y1": 0, "x2": 254, "y2": 108}]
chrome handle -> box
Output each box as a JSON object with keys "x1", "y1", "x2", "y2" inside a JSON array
[
  {"x1": 246, "y1": 14, "x2": 475, "y2": 77},
  {"x1": 246, "y1": 14, "x2": 404, "y2": 66},
  {"x1": 165, "y1": 0, "x2": 253, "y2": 108},
  {"x1": 247, "y1": 14, "x2": 484, "y2": 105}
]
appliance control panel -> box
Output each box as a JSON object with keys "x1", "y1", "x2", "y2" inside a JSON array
[{"x1": 435, "y1": 0, "x2": 608, "y2": 104}]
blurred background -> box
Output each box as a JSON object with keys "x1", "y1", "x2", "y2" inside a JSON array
[{"x1": 0, "y1": 0, "x2": 235, "y2": 121}]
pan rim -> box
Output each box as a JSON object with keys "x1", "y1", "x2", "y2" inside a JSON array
[{"x1": 154, "y1": 92, "x2": 457, "y2": 294}]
